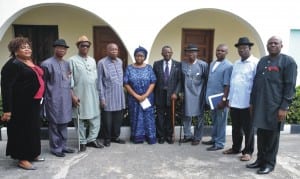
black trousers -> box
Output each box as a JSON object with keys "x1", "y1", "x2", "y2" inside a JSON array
[
  {"x1": 257, "y1": 128, "x2": 280, "y2": 168},
  {"x1": 156, "y1": 90, "x2": 173, "y2": 139},
  {"x1": 102, "y1": 110, "x2": 123, "y2": 141},
  {"x1": 230, "y1": 107, "x2": 254, "y2": 155}
]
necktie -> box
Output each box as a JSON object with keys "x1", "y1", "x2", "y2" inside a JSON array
[{"x1": 164, "y1": 61, "x2": 169, "y2": 82}]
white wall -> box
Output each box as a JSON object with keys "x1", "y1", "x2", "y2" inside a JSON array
[{"x1": 0, "y1": 0, "x2": 299, "y2": 78}]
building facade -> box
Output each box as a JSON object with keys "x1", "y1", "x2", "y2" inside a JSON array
[{"x1": 0, "y1": 0, "x2": 299, "y2": 84}]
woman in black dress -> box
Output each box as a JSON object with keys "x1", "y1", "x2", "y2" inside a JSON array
[{"x1": 1, "y1": 37, "x2": 45, "y2": 170}]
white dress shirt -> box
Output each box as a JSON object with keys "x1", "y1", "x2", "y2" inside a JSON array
[
  {"x1": 163, "y1": 59, "x2": 172, "y2": 74},
  {"x1": 228, "y1": 55, "x2": 259, "y2": 108}
]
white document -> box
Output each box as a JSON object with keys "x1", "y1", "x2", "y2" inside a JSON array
[{"x1": 140, "y1": 98, "x2": 151, "y2": 110}]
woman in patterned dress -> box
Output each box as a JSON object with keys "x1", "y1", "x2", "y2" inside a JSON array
[{"x1": 124, "y1": 46, "x2": 157, "y2": 144}]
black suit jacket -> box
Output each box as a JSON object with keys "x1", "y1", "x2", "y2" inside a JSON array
[{"x1": 153, "y1": 59, "x2": 181, "y2": 106}]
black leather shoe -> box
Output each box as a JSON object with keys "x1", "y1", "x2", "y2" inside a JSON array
[
  {"x1": 103, "y1": 140, "x2": 111, "y2": 147},
  {"x1": 246, "y1": 161, "x2": 262, "y2": 169},
  {"x1": 191, "y1": 139, "x2": 200, "y2": 146},
  {"x1": 51, "y1": 151, "x2": 65, "y2": 157},
  {"x1": 111, "y1": 138, "x2": 126, "y2": 144},
  {"x1": 202, "y1": 140, "x2": 214, "y2": 145},
  {"x1": 166, "y1": 137, "x2": 174, "y2": 144},
  {"x1": 206, "y1": 145, "x2": 223, "y2": 151},
  {"x1": 257, "y1": 167, "x2": 274, "y2": 174},
  {"x1": 158, "y1": 138, "x2": 165, "y2": 144},
  {"x1": 182, "y1": 137, "x2": 193, "y2": 143},
  {"x1": 80, "y1": 144, "x2": 86, "y2": 152},
  {"x1": 87, "y1": 141, "x2": 104, "y2": 148},
  {"x1": 62, "y1": 148, "x2": 75, "y2": 153}
]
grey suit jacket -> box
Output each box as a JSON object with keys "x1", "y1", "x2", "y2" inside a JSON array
[{"x1": 153, "y1": 59, "x2": 181, "y2": 106}]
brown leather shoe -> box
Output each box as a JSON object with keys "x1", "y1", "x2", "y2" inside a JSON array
[{"x1": 223, "y1": 148, "x2": 240, "y2": 154}]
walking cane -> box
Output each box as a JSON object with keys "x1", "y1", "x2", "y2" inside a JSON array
[
  {"x1": 178, "y1": 93, "x2": 184, "y2": 146},
  {"x1": 76, "y1": 106, "x2": 80, "y2": 152},
  {"x1": 171, "y1": 98, "x2": 176, "y2": 143}
]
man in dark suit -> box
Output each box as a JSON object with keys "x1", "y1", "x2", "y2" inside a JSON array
[{"x1": 153, "y1": 45, "x2": 181, "y2": 144}]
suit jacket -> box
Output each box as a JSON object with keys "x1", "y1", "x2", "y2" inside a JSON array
[{"x1": 153, "y1": 59, "x2": 181, "y2": 106}]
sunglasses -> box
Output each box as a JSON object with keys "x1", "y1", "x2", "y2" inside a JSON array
[{"x1": 80, "y1": 45, "x2": 90, "y2": 48}]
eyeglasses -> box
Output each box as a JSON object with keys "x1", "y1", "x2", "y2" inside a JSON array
[{"x1": 80, "y1": 45, "x2": 90, "y2": 48}]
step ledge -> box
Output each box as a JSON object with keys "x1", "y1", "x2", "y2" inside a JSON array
[{"x1": 0, "y1": 124, "x2": 298, "y2": 141}]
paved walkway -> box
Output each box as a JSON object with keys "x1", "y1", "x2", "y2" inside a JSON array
[{"x1": 0, "y1": 134, "x2": 300, "y2": 179}]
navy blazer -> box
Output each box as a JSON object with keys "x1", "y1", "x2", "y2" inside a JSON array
[{"x1": 153, "y1": 59, "x2": 181, "y2": 106}]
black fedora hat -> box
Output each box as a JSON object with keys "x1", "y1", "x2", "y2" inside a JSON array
[
  {"x1": 53, "y1": 39, "x2": 69, "y2": 48},
  {"x1": 235, "y1": 37, "x2": 254, "y2": 47},
  {"x1": 184, "y1": 44, "x2": 199, "y2": 51}
]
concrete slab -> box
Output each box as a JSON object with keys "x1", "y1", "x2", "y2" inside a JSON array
[{"x1": 0, "y1": 135, "x2": 300, "y2": 179}]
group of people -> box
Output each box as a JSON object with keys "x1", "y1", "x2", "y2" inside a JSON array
[{"x1": 0, "y1": 35, "x2": 297, "y2": 175}]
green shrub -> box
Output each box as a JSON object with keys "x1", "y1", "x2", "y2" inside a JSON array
[
  {"x1": 0, "y1": 85, "x2": 299, "y2": 128},
  {"x1": 286, "y1": 86, "x2": 300, "y2": 124}
]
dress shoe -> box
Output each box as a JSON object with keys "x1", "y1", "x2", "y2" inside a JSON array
[
  {"x1": 103, "y1": 140, "x2": 111, "y2": 147},
  {"x1": 111, "y1": 138, "x2": 126, "y2": 144},
  {"x1": 191, "y1": 139, "x2": 200, "y2": 146},
  {"x1": 223, "y1": 148, "x2": 241, "y2": 154},
  {"x1": 182, "y1": 137, "x2": 193, "y2": 143},
  {"x1": 86, "y1": 141, "x2": 104, "y2": 148},
  {"x1": 246, "y1": 161, "x2": 262, "y2": 169},
  {"x1": 62, "y1": 148, "x2": 75, "y2": 153},
  {"x1": 206, "y1": 145, "x2": 223, "y2": 151},
  {"x1": 80, "y1": 144, "x2": 86, "y2": 152},
  {"x1": 18, "y1": 163, "x2": 37, "y2": 170},
  {"x1": 158, "y1": 138, "x2": 165, "y2": 144},
  {"x1": 51, "y1": 151, "x2": 65, "y2": 157},
  {"x1": 202, "y1": 140, "x2": 214, "y2": 145},
  {"x1": 166, "y1": 137, "x2": 174, "y2": 144},
  {"x1": 257, "y1": 167, "x2": 274, "y2": 174}
]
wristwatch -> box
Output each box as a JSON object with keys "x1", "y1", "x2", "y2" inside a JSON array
[{"x1": 222, "y1": 97, "x2": 227, "y2": 102}]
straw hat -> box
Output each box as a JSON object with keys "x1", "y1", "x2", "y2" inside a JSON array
[{"x1": 76, "y1": 35, "x2": 92, "y2": 46}]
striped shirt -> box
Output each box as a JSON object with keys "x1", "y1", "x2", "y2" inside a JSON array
[{"x1": 97, "y1": 56, "x2": 126, "y2": 111}]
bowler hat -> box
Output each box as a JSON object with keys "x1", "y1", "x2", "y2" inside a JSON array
[
  {"x1": 76, "y1": 35, "x2": 92, "y2": 46},
  {"x1": 235, "y1": 37, "x2": 254, "y2": 47},
  {"x1": 53, "y1": 39, "x2": 69, "y2": 48},
  {"x1": 184, "y1": 44, "x2": 199, "y2": 51}
]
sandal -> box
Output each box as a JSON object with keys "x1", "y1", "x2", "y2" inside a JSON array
[
  {"x1": 18, "y1": 161, "x2": 37, "y2": 170},
  {"x1": 240, "y1": 154, "x2": 252, "y2": 161}
]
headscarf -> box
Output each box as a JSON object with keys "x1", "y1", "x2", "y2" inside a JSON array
[{"x1": 134, "y1": 46, "x2": 148, "y2": 59}]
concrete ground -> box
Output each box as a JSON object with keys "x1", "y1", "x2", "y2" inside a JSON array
[{"x1": 0, "y1": 134, "x2": 300, "y2": 179}]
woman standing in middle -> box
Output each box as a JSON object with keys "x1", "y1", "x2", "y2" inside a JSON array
[{"x1": 124, "y1": 46, "x2": 157, "y2": 144}]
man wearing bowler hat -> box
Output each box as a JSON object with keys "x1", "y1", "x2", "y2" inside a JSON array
[
  {"x1": 69, "y1": 35, "x2": 104, "y2": 151},
  {"x1": 181, "y1": 44, "x2": 208, "y2": 145},
  {"x1": 222, "y1": 37, "x2": 258, "y2": 161},
  {"x1": 41, "y1": 39, "x2": 75, "y2": 157}
]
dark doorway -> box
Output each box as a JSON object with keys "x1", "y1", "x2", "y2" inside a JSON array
[
  {"x1": 14, "y1": 25, "x2": 58, "y2": 65},
  {"x1": 93, "y1": 26, "x2": 128, "y2": 70},
  {"x1": 181, "y1": 29, "x2": 214, "y2": 64}
]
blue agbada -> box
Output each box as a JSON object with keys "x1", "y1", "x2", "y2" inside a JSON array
[{"x1": 41, "y1": 57, "x2": 72, "y2": 124}]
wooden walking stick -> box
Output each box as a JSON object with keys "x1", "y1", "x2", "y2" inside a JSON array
[{"x1": 171, "y1": 98, "x2": 175, "y2": 142}]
